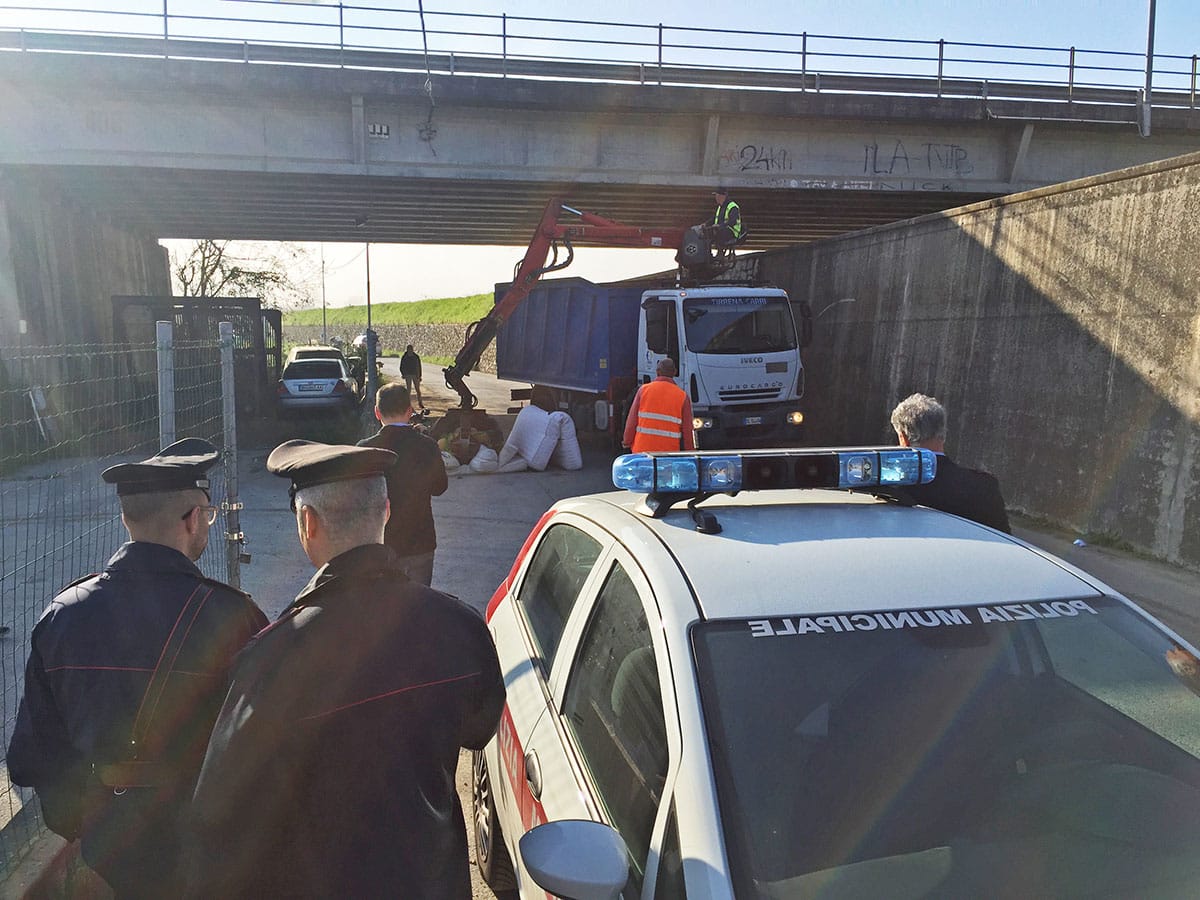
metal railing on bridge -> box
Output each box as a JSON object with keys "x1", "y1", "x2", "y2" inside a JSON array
[{"x1": 0, "y1": 0, "x2": 1197, "y2": 111}]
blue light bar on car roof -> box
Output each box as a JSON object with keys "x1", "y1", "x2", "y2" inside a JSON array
[{"x1": 612, "y1": 448, "x2": 937, "y2": 494}]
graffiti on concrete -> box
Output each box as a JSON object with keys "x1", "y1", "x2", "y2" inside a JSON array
[
  {"x1": 722, "y1": 144, "x2": 793, "y2": 172},
  {"x1": 717, "y1": 136, "x2": 976, "y2": 188},
  {"x1": 863, "y1": 140, "x2": 974, "y2": 176}
]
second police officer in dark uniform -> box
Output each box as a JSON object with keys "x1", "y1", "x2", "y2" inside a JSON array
[
  {"x1": 188, "y1": 441, "x2": 505, "y2": 898},
  {"x1": 6, "y1": 438, "x2": 267, "y2": 899}
]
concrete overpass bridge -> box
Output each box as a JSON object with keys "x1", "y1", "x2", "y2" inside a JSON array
[{"x1": 2, "y1": 21, "x2": 1200, "y2": 247}]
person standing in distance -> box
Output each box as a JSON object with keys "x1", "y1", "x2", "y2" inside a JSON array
[
  {"x1": 890, "y1": 392, "x2": 1011, "y2": 533},
  {"x1": 623, "y1": 358, "x2": 696, "y2": 453},
  {"x1": 187, "y1": 441, "x2": 505, "y2": 899},
  {"x1": 7, "y1": 438, "x2": 266, "y2": 899},
  {"x1": 357, "y1": 383, "x2": 447, "y2": 586},
  {"x1": 399, "y1": 343, "x2": 425, "y2": 412}
]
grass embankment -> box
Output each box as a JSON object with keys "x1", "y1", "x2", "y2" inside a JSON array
[{"x1": 284, "y1": 293, "x2": 493, "y2": 326}]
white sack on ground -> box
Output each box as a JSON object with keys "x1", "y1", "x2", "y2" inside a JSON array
[
  {"x1": 469, "y1": 445, "x2": 499, "y2": 473},
  {"x1": 550, "y1": 411, "x2": 583, "y2": 471},
  {"x1": 499, "y1": 404, "x2": 560, "y2": 471}
]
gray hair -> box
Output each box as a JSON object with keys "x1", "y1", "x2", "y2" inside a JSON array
[
  {"x1": 295, "y1": 476, "x2": 388, "y2": 548},
  {"x1": 890, "y1": 393, "x2": 947, "y2": 445}
]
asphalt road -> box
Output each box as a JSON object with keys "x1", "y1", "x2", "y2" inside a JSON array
[{"x1": 4, "y1": 361, "x2": 1199, "y2": 898}]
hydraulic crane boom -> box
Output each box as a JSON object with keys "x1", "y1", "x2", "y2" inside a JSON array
[{"x1": 443, "y1": 198, "x2": 694, "y2": 409}]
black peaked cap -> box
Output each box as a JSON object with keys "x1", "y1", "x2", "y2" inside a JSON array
[
  {"x1": 101, "y1": 437, "x2": 220, "y2": 496},
  {"x1": 267, "y1": 440, "x2": 396, "y2": 492}
]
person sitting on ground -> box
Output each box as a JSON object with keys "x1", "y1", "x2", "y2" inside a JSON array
[{"x1": 889, "y1": 392, "x2": 1010, "y2": 533}]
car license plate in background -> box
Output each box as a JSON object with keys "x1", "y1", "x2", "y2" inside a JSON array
[
  {"x1": 299, "y1": 383, "x2": 323, "y2": 392},
  {"x1": 743, "y1": 416, "x2": 762, "y2": 426}
]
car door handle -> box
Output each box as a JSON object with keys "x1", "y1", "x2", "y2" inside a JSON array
[{"x1": 525, "y1": 750, "x2": 543, "y2": 801}]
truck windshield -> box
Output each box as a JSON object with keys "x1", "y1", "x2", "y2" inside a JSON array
[
  {"x1": 693, "y1": 598, "x2": 1200, "y2": 899},
  {"x1": 682, "y1": 297, "x2": 797, "y2": 354}
]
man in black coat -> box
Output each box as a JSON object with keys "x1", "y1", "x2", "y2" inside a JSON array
[
  {"x1": 6, "y1": 438, "x2": 267, "y2": 899},
  {"x1": 187, "y1": 441, "x2": 505, "y2": 899},
  {"x1": 399, "y1": 343, "x2": 425, "y2": 411},
  {"x1": 889, "y1": 393, "x2": 1011, "y2": 533},
  {"x1": 358, "y1": 382, "x2": 448, "y2": 586}
]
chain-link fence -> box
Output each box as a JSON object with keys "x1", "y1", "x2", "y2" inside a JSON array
[{"x1": 0, "y1": 323, "x2": 241, "y2": 875}]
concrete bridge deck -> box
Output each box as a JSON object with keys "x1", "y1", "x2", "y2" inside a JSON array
[{"x1": 2, "y1": 30, "x2": 1199, "y2": 247}]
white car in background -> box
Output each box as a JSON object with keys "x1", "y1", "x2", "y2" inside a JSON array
[
  {"x1": 474, "y1": 448, "x2": 1200, "y2": 899},
  {"x1": 275, "y1": 357, "x2": 360, "y2": 418}
]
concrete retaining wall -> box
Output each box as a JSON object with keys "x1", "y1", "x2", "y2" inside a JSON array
[
  {"x1": 752, "y1": 151, "x2": 1200, "y2": 568},
  {"x1": 0, "y1": 173, "x2": 170, "y2": 347}
]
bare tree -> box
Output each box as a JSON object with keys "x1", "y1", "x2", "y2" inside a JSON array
[{"x1": 170, "y1": 240, "x2": 318, "y2": 310}]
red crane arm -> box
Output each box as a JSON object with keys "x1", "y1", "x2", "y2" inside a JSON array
[{"x1": 444, "y1": 198, "x2": 687, "y2": 408}]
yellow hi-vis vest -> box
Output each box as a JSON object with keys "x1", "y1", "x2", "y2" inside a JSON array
[
  {"x1": 632, "y1": 380, "x2": 688, "y2": 452},
  {"x1": 713, "y1": 200, "x2": 743, "y2": 238}
]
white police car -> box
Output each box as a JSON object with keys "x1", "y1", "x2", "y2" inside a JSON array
[{"x1": 473, "y1": 448, "x2": 1200, "y2": 899}]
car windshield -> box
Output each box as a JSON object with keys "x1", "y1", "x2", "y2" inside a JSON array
[
  {"x1": 683, "y1": 297, "x2": 797, "y2": 354},
  {"x1": 283, "y1": 360, "x2": 343, "y2": 380},
  {"x1": 693, "y1": 598, "x2": 1200, "y2": 899}
]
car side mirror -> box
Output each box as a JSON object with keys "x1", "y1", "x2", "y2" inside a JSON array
[{"x1": 519, "y1": 820, "x2": 629, "y2": 900}]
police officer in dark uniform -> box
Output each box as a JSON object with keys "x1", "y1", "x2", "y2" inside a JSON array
[
  {"x1": 187, "y1": 440, "x2": 505, "y2": 899},
  {"x1": 6, "y1": 438, "x2": 267, "y2": 899}
]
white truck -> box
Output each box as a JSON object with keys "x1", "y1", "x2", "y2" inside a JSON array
[{"x1": 445, "y1": 198, "x2": 812, "y2": 448}]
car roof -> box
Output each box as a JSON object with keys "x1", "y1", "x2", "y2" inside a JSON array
[
  {"x1": 288, "y1": 345, "x2": 344, "y2": 357},
  {"x1": 559, "y1": 489, "x2": 1102, "y2": 621}
]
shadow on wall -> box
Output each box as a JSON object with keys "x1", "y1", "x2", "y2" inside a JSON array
[{"x1": 753, "y1": 151, "x2": 1200, "y2": 567}]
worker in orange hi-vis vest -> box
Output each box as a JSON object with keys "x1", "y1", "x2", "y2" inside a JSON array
[{"x1": 623, "y1": 358, "x2": 696, "y2": 453}]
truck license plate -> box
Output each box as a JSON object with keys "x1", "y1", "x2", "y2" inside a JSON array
[
  {"x1": 299, "y1": 383, "x2": 323, "y2": 392},
  {"x1": 743, "y1": 416, "x2": 762, "y2": 426}
]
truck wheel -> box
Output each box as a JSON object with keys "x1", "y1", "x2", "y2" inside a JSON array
[{"x1": 472, "y1": 749, "x2": 517, "y2": 893}]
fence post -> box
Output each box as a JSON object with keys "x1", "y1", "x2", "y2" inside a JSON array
[
  {"x1": 801, "y1": 32, "x2": 807, "y2": 91},
  {"x1": 1068, "y1": 46, "x2": 1075, "y2": 102},
  {"x1": 502, "y1": 14, "x2": 507, "y2": 78},
  {"x1": 657, "y1": 23, "x2": 663, "y2": 86},
  {"x1": 219, "y1": 321, "x2": 244, "y2": 589},
  {"x1": 1191, "y1": 55, "x2": 1197, "y2": 108},
  {"x1": 937, "y1": 38, "x2": 944, "y2": 97},
  {"x1": 339, "y1": 1, "x2": 345, "y2": 67},
  {"x1": 162, "y1": 0, "x2": 169, "y2": 59},
  {"x1": 157, "y1": 320, "x2": 175, "y2": 449}
]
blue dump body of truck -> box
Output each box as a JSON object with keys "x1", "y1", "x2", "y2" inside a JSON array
[{"x1": 495, "y1": 277, "x2": 644, "y2": 393}]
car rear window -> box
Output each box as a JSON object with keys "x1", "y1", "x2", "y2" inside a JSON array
[
  {"x1": 693, "y1": 597, "x2": 1200, "y2": 898},
  {"x1": 293, "y1": 348, "x2": 343, "y2": 360},
  {"x1": 283, "y1": 361, "x2": 343, "y2": 380}
]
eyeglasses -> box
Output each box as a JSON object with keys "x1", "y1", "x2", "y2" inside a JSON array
[{"x1": 182, "y1": 505, "x2": 220, "y2": 526}]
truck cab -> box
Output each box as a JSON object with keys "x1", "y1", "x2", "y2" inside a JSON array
[{"x1": 638, "y1": 285, "x2": 811, "y2": 448}]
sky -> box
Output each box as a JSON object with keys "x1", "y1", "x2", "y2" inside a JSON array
[{"x1": 8, "y1": 0, "x2": 1197, "y2": 306}]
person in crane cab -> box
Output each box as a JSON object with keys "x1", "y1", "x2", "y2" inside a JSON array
[{"x1": 709, "y1": 186, "x2": 743, "y2": 252}]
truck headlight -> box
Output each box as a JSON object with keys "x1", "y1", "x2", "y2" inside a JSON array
[
  {"x1": 693, "y1": 416, "x2": 714, "y2": 430},
  {"x1": 787, "y1": 411, "x2": 805, "y2": 425}
]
